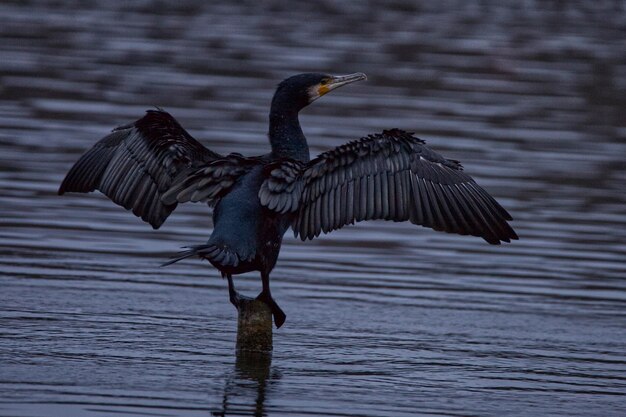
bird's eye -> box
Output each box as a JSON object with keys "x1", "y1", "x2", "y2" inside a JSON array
[{"x1": 320, "y1": 78, "x2": 330, "y2": 85}]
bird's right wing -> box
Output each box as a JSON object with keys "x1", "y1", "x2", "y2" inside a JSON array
[
  {"x1": 293, "y1": 129, "x2": 518, "y2": 244},
  {"x1": 59, "y1": 110, "x2": 221, "y2": 229}
]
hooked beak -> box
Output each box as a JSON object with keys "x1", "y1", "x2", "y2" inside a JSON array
[{"x1": 315, "y1": 72, "x2": 367, "y2": 99}]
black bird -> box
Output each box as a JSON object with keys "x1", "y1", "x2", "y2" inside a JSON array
[{"x1": 59, "y1": 72, "x2": 517, "y2": 328}]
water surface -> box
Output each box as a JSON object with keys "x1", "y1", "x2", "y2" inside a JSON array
[{"x1": 1, "y1": 1, "x2": 625, "y2": 416}]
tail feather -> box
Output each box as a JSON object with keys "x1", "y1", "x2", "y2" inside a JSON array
[
  {"x1": 161, "y1": 244, "x2": 242, "y2": 267},
  {"x1": 161, "y1": 246, "x2": 198, "y2": 267}
]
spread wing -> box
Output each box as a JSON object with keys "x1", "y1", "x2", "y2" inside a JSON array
[
  {"x1": 258, "y1": 159, "x2": 306, "y2": 213},
  {"x1": 58, "y1": 110, "x2": 221, "y2": 229},
  {"x1": 291, "y1": 129, "x2": 518, "y2": 244},
  {"x1": 161, "y1": 154, "x2": 261, "y2": 206}
]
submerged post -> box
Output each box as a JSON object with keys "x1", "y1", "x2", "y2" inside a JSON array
[{"x1": 236, "y1": 297, "x2": 273, "y2": 352}]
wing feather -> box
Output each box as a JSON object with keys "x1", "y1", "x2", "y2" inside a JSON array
[
  {"x1": 59, "y1": 110, "x2": 220, "y2": 228},
  {"x1": 292, "y1": 129, "x2": 517, "y2": 244},
  {"x1": 161, "y1": 154, "x2": 257, "y2": 206}
]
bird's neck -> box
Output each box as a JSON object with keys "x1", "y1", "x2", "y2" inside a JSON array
[{"x1": 268, "y1": 107, "x2": 310, "y2": 162}]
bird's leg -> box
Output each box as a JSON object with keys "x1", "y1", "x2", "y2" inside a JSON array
[
  {"x1": 226, "y1": 273, "x2": 241, "y2": 309},
  {"x1": 256, "y1": 272, "x2": 286, "y2": 328},
  {"x1": 226, "y1": 273, "x2": 253, "y2": 311}
]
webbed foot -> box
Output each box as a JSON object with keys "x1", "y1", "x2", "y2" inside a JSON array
[{"x1": 256, "y1": 291, "x2": 286, "y2": 328}]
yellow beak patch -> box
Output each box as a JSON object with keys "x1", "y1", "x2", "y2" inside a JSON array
[{"x1": 318, "y1": 84, "x2": 330, "y2": 96}]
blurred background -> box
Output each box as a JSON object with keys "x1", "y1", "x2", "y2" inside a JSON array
[{"x1": 1, "y1": 1, "x2": 625, "y2": 416}]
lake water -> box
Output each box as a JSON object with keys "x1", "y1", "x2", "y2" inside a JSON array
[{"x1": 1, "y1": 1, "x2": 625, "y2": 416}]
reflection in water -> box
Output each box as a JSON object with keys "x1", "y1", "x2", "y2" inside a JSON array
[{"x1": 213, "y1": 352, "x2": 278, "y2": 417}]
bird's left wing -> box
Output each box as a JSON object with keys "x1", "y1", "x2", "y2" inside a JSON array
[
  {"x1": 289, "y1": 129, "x2": 517, "y2": 244},
  {"x1": 161, "y1": 153, "x2": 261, "y2": 206},
  {"x1": 59, "y1": 110, "x2": 221, "y2": 229}
]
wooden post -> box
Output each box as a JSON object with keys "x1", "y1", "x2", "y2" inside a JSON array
[{"x1": 236, "y1": 297, "x2": 273, "y2": 352}]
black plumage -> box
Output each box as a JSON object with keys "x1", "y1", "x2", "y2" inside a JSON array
[
  {"x1": 58, "y1": 110, "x2": 219, "y2": 228},
  {"x1": 59, "y1": 72, "x2": 518, "y2": 328}
]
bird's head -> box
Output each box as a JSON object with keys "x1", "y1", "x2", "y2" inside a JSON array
[{"x1": 272, "y1": 72, "x2": 367, "y2": 112}]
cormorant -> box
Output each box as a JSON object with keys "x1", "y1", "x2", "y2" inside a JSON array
[{"x1": 59, "y1": 72, "x2": 518, "y2": 328}]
